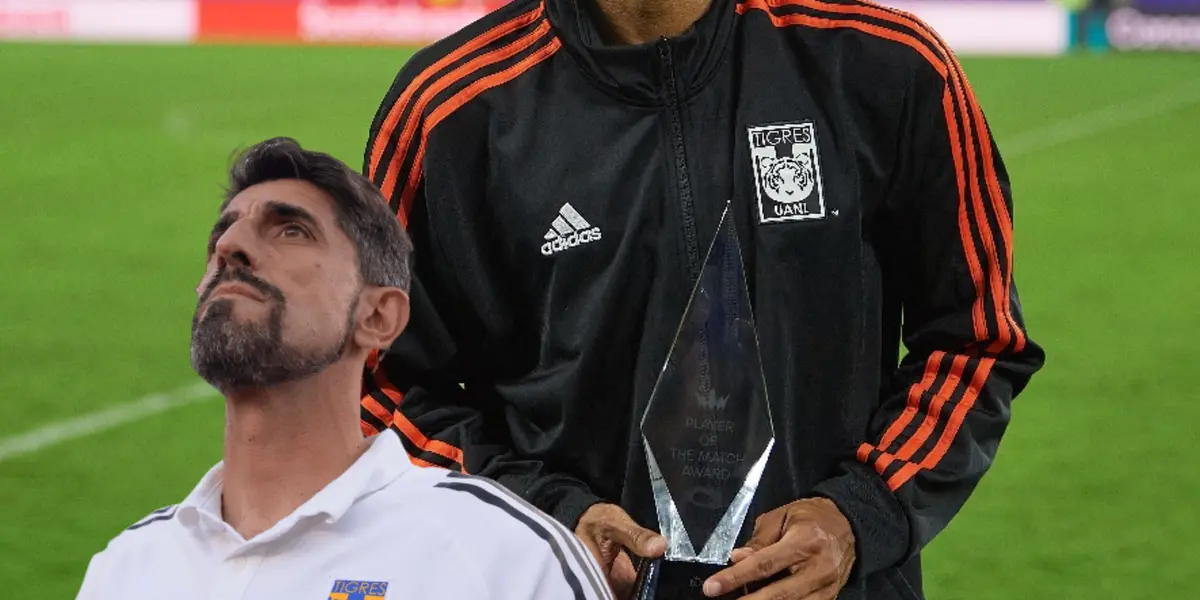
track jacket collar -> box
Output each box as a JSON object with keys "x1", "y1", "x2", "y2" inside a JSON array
[{"x1": 546, "y1": 0, "x2": 735, "y2": 105}]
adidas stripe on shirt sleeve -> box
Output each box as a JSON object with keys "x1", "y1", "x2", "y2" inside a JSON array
[{"x1": 433, "y1": 472, "x2": 613, "y2": 600}]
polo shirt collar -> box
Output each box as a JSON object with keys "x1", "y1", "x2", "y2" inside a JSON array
[{"x1": 177, "y1": 429, "x2": 411, "y2": 540}]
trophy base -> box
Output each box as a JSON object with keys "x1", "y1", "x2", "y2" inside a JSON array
[{"x1": 631, "y1": 558, "x2": 745, "y2": 600}]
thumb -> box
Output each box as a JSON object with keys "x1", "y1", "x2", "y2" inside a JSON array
[{"x1": 605, "y1": 511, "x2": 666, "y2": 559}]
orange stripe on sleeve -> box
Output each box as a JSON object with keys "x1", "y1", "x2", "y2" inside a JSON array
[
  {"x1": 361, "y1": 420, "x2": 379, "y2": 438},
  {"x1": 871, "y1": 351, "x2": 944, "y2": 461},
  {"x1": 373, "y1": 370, "x2": 467, "y2": 471},
  {"x1": 952, "y1": 71, "x2": 1012, "y2": 354},
  {"x1": 396, "y1": 37, "x2": 563, "y2": 223},
  {"x1": 964, "y1": 87, "x2": 1025, "y2": 353},
  {"x1": 861, "y1": 445, "x2": 904, "y2": 468},
  {"x1": 867, "y1": 0, "x2": 1012, "y2": 353},
  {"x1": 886, "y1": 358, "x2": 995, "y2": 490},
  {"x1": 856, "y1": 442, "x2": 873, "y2": 463},
  {"x1": 409, "y1": 455, "x2": 440, "y2": 469},
  {"x1": 392, "y1": 409, "x2": 468, "y2": 471},
  {"x1": 851, "y1": 0, "x2": 1022, "y2": 353},
  {"x1": 881, "y1": 354, "x2": 969, "y2": 469},
  {"x1": 864, "y1": 0, "x2": 1024, "y2": 352},
  {"x1": 945, "y1": 87, "x2": 989, "y2": 342},
  {"x1": 367, "y1": 4, "x2": 544, "y2": 181},
  {"x1": 362, "y1": 394, "x2": 395, "y2": 429},
  {"x1": 737, "y1": 1, "x2": 947, "y2": 78},
  {"x1": 380, "y1": 17, "x2": 553, "y2": 215}
]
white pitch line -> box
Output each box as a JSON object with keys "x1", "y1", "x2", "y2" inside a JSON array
[
  {"x1": 1004, "y1": 79, "x2": 1200, "y2": 158},
  {"x1": 0, "y1": 381, "x2": 218, "y2": 464}
]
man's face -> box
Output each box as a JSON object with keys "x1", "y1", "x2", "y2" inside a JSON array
[{"x1": 191, "y1": 179, "x2": 362, "y2": 392}]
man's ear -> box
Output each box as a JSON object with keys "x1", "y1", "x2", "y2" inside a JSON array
[{"x1": 354, "y1": 286, "x2": 410, "y2": 352}]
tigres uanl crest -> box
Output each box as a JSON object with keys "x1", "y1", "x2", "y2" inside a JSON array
[{"x1": 748, "y1": 122, "x2": 827, "y2": 223}]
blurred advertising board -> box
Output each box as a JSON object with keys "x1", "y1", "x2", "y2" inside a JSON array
[
  {"x1": 0, "y1": 0, "x2": 505, "y2": 45},
  {"x1": 1070, "y1": 0, "x2": 1200, "y2": 50},
  {"x1": 1107, "y1": 0, "x2": 1200, "y2": 49},
  {"x1": 199, "y1": 0, "x2": 509, "y2": 45},
  {"x1": 0, "y1": 0, "x2": 194, "y2": 42},
  {"x1": 1127, "y1": 0, "x2": 1200, "y2": 14},
  {"x1": 881, "y1": 0, "x2": 1070, "y2": 55},
  {"x1": 0, "y1": 0, "x2": 1069, "y2": 55}
]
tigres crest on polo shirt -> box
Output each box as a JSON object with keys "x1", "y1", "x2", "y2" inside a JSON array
[{"x1": 329, "y1": 579, "x2": 388, "y2": 600}]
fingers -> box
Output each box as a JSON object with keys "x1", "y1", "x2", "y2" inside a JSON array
[
  {"x1": 744, "y1": 509, "x2": 788, "y2": 552},
  {"x1": 721, "y1": 532, "x2": 848, "y2": 600},
  {"x1": 702, "y1": 506, "x2": 790, "y2": 595},
  {"x1": 620, "y1": 523, "x2": 667, "y2": 558},
  {"x1": 609, "y1": 551, "x2": 638, "y2": 600},
  {"x1": 720, "y1": 553, "x2": 841, "y2": 600},
  {"x1": 576, "y1": 503, "x2": 666, "y2": 598},
  {"x1": 702, "y1": 537, "x2": 810, "y2": 597},
  {"x1": 730, "y1": 547, "x2": 756, "y2": 564},
  {"x1": 725, "y1": 513, "x2": 784, "y2": 566},
  {"x1": 597, "y1": 507, "x2": 666, "y2": 558}
]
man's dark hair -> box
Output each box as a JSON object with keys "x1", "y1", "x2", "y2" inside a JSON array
[{"x1": 222, "y1": 137, "x2": 412, "y2": 291}]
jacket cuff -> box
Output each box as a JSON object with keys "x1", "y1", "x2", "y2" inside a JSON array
[
  {"x1": 545, "y1": 484, "x2": 605, "y2": 530},
  {"x1": 809, "y1": 460, "x2": 912, "y2": 579}
]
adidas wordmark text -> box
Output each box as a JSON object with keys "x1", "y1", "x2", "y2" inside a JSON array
[{"x1": 542, "y1": 203, "x2": 602, "y2": 256}]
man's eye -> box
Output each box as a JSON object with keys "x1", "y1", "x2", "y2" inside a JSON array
[{"x1": 281, "y1": 224, "x2": 309, "y2": 238}]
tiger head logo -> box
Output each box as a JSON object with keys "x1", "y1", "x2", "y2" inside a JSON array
[{"x1": 758, "y1": 149, "x2": 815, "y2": 205}]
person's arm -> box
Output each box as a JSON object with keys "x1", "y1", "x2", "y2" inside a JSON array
[
  {"x1": 807, "y1": 59, "x2": 1047, "y2": 578},
  {"x1": 704, "y1": 53, "x2": 1045, "y2": 599},
  {"x1": 359, "y1": 57, "x2": 607, "y2": 530}
]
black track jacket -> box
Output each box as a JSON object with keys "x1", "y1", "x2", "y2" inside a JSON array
[{"x1": 359, "y1": 0, "x2": 1045, "y2": 598}]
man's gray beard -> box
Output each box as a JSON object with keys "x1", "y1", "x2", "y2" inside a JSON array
[{"x1": 190, "y1": 297, "x2": 354, "y2": 393}]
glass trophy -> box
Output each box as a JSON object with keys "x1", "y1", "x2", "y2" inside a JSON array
[{"x1": 633, "y1": 204, "x2": 776, "y2": 600}]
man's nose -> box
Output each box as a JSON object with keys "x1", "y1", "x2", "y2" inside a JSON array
[{"x1": 213, "y1": 222, "x2": 258, "y2": 272}]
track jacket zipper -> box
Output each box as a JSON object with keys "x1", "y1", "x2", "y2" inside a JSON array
[{"x1": 658, "y1": 38, "x2": 702, "y2": 282}]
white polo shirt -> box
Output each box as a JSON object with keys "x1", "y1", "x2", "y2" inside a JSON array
[{"x1": 76, "y1": 429, "x2": 611, "y2": 600}]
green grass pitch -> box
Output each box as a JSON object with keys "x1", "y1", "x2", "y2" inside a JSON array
[{"x1": 0, "y1": 43, "x2": 1196, "y2": 598}]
